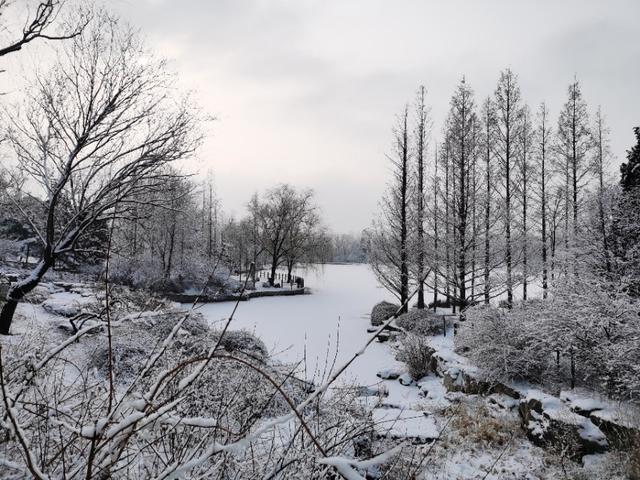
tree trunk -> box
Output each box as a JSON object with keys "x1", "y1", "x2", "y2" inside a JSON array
[
  {"x1": 399, "y1": 108, "x2": 409, "y2": 313},
  {"x1": 269, "y1": 255, "x2": 278, "y2": 286},
  {"x1": 0, "y1": 259, "x2": 52, "y2": 334},
  {"x1": 433, "y1": 146, "x2": 439, "y2": 312},
  {"x1": 483, "y1": 122, "x2": 491, "y2": 305},
  {"x1": 541, "y1": 127, "x2": 548, "y2": 299}
]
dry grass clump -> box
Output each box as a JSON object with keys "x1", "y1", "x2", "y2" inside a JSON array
[{"x1": 447, "y1": 403, "x2": 516, "y2": 448}]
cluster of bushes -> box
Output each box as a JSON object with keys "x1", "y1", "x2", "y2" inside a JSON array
[
  {"x1": 456, "y1": 279, "x2": 640, "y2": 403},
  {"x1": 109, "y1": 256, "x2": 242, "y2": 295}
]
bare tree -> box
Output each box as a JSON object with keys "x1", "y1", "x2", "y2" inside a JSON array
[
  {"x1": 591, "y1": 106, "x2": 612, "y2": 274},
  {"x1": 480, "y1": 98, "x2": 495, "y2": 305},
  {"x1": 556, "y1": 77, "x2": 592, "y2": 271},
  {"x1": 518, "y1": 107, "x2": 533, "y2": 301},
  {"x1": 412, "y1": 85, "x2": 431, "y2": 309},
  {"x1": 535, "y1": 102, "x2": 553, "y2": 298},
  {"x1": 254, "y1": 184, "x2": 319, "y2": 286},
  {"x1": 0, "y1": 15, "x2": 201, "y2": 334},
  {"x1": 0, "y1": 0, "x2": 87, "y2": 58},
  {"x1": 283, "y1": 213, "x2": 329, "y2": 283},
  {"x1": 367, "y1": 106, "x2": 411, "y2": 311},
  {"x1": 443, "y1": 78, "x2": 478, "y2": 308},
  {"x1": 493, "y1": 68, "x2": 524, "y2": 308}
]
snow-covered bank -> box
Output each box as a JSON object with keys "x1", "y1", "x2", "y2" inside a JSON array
[{"x1": 193, "y1": 264, "x2": 637, "y2": 478}]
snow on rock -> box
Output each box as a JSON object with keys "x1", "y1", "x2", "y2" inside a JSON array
[
  {"x1": 560, "y1": 389, "x2": 608, "y2": 416},
  {"x1": 417, "y1": 375, "x2": 450, "y2": 409},
  {"x1": 589, "y1": 407, "x2": 640, "y2": 451},
  {"x1": 42, "y1": 292, "x2": 96, "y2": 317},
  {"x1": 487, "y1": 393, "x2": 518, "y2": 411},
  {"x1": 376, "y1": 366, "x2": 405, "y2": 380},
  {"x1": 371, "y1": 407, "x2": 438, "y2": 444},
  {"x1": 518, "y1": 388, "x2": 608, "y2": 459},
  {"x1": 397, "y1": 372, "x2": 414, "y2": 386},
  {"x1": 355, "y1": 384, "x2": 389, "y2": 397}
]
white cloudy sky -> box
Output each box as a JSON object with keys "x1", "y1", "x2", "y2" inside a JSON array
[{"x1": 7, "y1": 1, "x2": 640, "y2": 233}]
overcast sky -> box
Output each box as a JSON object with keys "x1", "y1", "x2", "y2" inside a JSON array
[{"x1": 15, "y1": 1, "x2": 640, "y2": 233}]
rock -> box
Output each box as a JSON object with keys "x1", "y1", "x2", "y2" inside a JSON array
[
  {"x1": 376, "y1": 331, "x2": 391, "y2": 342},
  {"x1": 355, "y1": 384, "x2": 388, "y2": 397},
  {"x1": 488, "y1": 393, "x2": 518, "y2": 411},
  {"x1": 518, "y1": 390, "x2": 608, "y2": 461},
  {"x1": 589, "y1": 410, "x2": 640, "y2": 451},
  {"x1": 371, "y1": 407, "x2": 438, "y2": 444},
  {"x1": 441, "y1": 366, "x2": 492, "y2": 396},
  {"x1": 376, "y1": 366, "x2": 405, "y2": 380},
  {"x1": 398, "y1": 372, "x2": 414, "y2": 386},
  {"x1": 370, "y1": 301, "x2": 399, "y2": 326}
]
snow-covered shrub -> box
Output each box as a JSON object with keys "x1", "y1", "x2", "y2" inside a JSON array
[
  {"x1": 395, "y1": 333, "x2": 434, "y2": 380},
  {"x1": 456, "y1": 303, "x2": 553, "y2": 385},
  {"x1": 457, "y1": 279, "x2": 640, "y2": 403},
  {"x1": 395, "y1": 309, "x2": 445, "y2": 336},
  {"x1": 0, "y1": 292, "x2": 381, "y2": 479},
  {"x1": 213, "y1": 329, "x2": 268, "y2": 357},
  {"x1": 371, "y1": 300, "x2": 398, "y2": 326}
]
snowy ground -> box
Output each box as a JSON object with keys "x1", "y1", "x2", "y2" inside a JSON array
[
  {"x1": 4, "y1": 265, "x2": 631, "y2": 478},
  {"x1": 191, "y1": 264, "x2": 628, "y2": 479}
]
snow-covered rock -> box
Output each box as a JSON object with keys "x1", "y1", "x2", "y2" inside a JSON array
[
  {"x1": 398, "y1": 372, "x2": 414, "y2": 386},
  {"x1": 376, "y1": 366, "x2": 405, "y2": 380},
  {"x1": 42, "y1": 292, "x2": 96, "y2": 317},
  {"x1": 372, "y1": 407, "x2": 438, "y2": 444},
  {"x1": 518, "y1": 389, "x2": 608, "y2": 460}
]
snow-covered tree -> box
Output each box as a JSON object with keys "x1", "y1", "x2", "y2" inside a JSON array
[
  {"x1": 493, "y1": 69, "x2": 525, "y2": 307},
  {"x1": 367, "y1": 106, "x2": 412, "y2": 311},
  {"x1": 0, "y1": 14, "x2": 202, "y2": 334}
]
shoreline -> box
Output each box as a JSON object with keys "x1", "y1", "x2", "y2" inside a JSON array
[{"x1": 165, "y1": 286, "x2": 309, "y2": 304}]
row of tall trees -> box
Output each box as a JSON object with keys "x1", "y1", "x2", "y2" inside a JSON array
[{"x1": 367, "y1": 69, "x2": 621, "y2": 310}]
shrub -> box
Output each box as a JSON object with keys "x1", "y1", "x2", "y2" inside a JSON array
[
  {"x1": 395, "y1": 309, "x2": 445, "y2": 336},
  {"x1": 395, "y1": 333, "x2": 434, "y2": 380},
  {"x1": 371, "y1": 301, "x2": 398, "y2": 326},
  {"x1": 456, "y1": 279, "x2": 640, "y2": 403}
]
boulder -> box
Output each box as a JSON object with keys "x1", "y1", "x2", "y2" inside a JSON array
[
  {"x1": 518, "y1": 390, "x2": 608, "y2": 461},
  {"x1": 376, "y1": 366, "x2": 405, "y2": 380},
  {"x1": 589, "y1": 410, "x2": 640, "y2": 451},
  {"x1": 371, "y1": 407, "x2": 439, "y2": 444}
]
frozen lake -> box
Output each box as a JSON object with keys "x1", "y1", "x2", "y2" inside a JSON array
[{"x1": 195, "y1": 264, "x2": 400, "y2": 386}]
